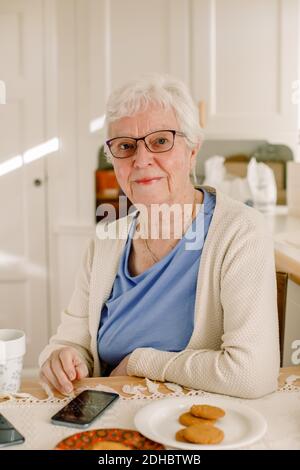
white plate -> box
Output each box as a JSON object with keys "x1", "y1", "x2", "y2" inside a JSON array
[{"x1": 134, "y1": 396, "x2": 267, "y2": 450}]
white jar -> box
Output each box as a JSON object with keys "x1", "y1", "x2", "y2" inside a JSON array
[{"x1": 0, "y1": 329, "x2": 26, "y2": 394}]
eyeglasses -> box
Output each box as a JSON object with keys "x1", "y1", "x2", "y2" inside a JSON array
[{"x1": 106, "y1": 129, "x2": 186, "y2": 159}]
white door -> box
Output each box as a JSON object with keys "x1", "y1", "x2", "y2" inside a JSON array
[{"x1": 0, "y1": 0, "x2": 48, "y2": 368}]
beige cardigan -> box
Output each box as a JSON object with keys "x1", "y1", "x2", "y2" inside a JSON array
[{"x1": 39, "y1": 187, "x2": 280, "y2": 398}]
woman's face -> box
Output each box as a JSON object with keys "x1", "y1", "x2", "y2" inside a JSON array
[{"x1": 109, "y1": 103, "x2": 199, "y2": 206}]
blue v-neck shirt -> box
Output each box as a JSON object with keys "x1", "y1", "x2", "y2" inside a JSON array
[{"x1": 97, "y1": 188, "x2": 216, "y2": 369}]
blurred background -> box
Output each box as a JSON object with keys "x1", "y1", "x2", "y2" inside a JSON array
[{"x1": 0, "y1": 0, "x2": 299, "y2": 372}]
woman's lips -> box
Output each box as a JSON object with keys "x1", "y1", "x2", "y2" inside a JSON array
[{"x1": 134, "y1": 177, "x2": 163, "y2": 185}]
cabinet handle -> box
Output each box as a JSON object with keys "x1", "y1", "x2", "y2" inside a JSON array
[
  {"x1": 199, "y1": 100, "x2": 206, "y2": 129},
  {"x1": 33, "y1": 178, "x2": 42, "y2": 187}
]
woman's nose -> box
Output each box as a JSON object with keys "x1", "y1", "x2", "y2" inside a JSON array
[{"x1": 132, "y1": 140, "x2": 154, "y2": 167}]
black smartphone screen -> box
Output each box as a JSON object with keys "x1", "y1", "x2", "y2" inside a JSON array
[
  {"x1": 0, "y1": 413, "x2": 25, "y2": 448},
  {"x1": 51, "y1": 390, "x2": 119, "y2": 427}
]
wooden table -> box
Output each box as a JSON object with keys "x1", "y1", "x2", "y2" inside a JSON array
[
  {"x1": 18, "y1": 366, "x2": 300, "y2": 400},
  {"x1": 19, "y1": 375, "x2": 178, "y2": 400}
]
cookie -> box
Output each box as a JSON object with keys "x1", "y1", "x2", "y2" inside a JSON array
[
  {"x1": 175, "y1": 429, "x2": 188, "y2": 443},
  {"x1": 89, "y1": 441, "x2": 131, "y2": 450},
  {"x1": 183, "y1": 423, "x2": 224, "y2": 445},
  {"x1": 190, "y1": 404, "x2": 225, "y2": 420},
  {"x1": 179, "y1": 412, "x2": 215, "y2": 427}
]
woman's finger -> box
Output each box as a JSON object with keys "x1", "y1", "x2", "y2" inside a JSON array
[
  {"x1": 59, "y1": 348, "x2": 77, "y2": 381},
  {"x1": 75, "y1": 362, "x2": 89, "y2": 380},
  {"x1": 41, "y1": 360, "x2": 66, "y2": 394},
  {"x1": 51, "y1": 355, "x2": 73, "y2": 393}
]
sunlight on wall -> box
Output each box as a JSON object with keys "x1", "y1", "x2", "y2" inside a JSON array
[
  {"x1": 0, "y1": 138, "x2": 60, "y2": 177},
  {"x1": 89, "y1": 115, "x2": 106, "y2": 133}
]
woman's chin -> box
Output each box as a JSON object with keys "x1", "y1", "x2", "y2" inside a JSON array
[
  {"x1": 131, "y1": 194, "x2": 169, "y2": 207},
  {"x1": 131, "y1": 185, "x2": 169, "y2": 206}
]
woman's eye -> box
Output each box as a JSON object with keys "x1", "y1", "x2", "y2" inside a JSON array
[
  {"x1": 156, "y1": 138, "x2": 167, "y2": 145},
  {"x1": 120, "y1": 143, "x2": 133, "y2": 150}
]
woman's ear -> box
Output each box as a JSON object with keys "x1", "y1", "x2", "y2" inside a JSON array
[
  {"x1": 189, "y1": 143, "x2": 201, "y2": 185},
  {"x1": 190, "y1": 166, "x2": 198, "y2": 186},
  {"x1": 189, "y1": 143, "x2": 201, "y2": 170}
]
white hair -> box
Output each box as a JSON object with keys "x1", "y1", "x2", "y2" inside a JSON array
[{"x1": 104, "y1": 73, "x2": 204, "y2": 161}]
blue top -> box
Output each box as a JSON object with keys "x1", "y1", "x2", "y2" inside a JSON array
[{"x1": 97, "y1": 188, "x2": 216, "y2": 372}]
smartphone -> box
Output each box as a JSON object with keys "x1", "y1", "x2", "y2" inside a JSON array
[
  {"x1": 0, "y1": 413, "x2": 25, "y2": 448},
  {"x1": 51, "y1": 389, "x2": 119, "y2": 428}
]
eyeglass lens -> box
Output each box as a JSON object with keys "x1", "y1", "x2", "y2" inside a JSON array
[{"x1": 109, "y1": 130, "x2": 175, "y2": 158}]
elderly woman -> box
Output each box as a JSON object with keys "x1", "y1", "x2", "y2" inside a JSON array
[{"x1": 39, "y1": 74, "x2": 279, "y2": 399}]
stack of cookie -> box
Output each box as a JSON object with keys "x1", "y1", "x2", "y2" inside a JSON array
[{"x1": 176, "y1": 404, "x2": 225, "y2": 445}]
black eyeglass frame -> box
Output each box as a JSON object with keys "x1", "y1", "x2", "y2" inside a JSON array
[{"x1": 105, "y1": 129, "x2": 186, "y2": 159}]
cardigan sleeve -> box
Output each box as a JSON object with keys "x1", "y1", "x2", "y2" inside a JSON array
[
  {"x1": 38, "y1": 239, "x2": 95, "y2": 375},
  {"x1": 127, "y1": 216, "x2": 280, "y2": 398}
]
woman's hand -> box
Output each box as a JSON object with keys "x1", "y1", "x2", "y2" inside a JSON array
[
  {"x1": 40, "y1": 347, "x2": 89, "y2": 395},
  {"x1": 109, "y1": 354, "x2": 131, "y2": 377}
]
